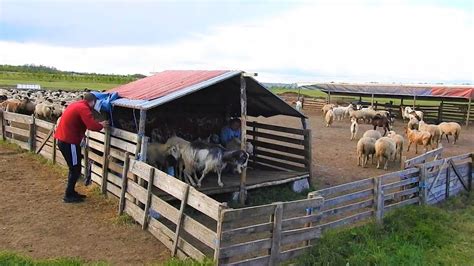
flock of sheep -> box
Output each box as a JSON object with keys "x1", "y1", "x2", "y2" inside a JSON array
[
  {"x1": 0, "y1": 88, "x2": 85, "y2": 121},
  {"x1": 321, "y1": 103, "x2": 463, "y2": 170}
]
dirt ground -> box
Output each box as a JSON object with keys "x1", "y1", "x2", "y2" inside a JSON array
[
  {"x1": 262, "y1": 110, "x2": 474, "y2": 188},
  {"x1": 0, "y1": 145, "x2": 170, "y2": 265}
]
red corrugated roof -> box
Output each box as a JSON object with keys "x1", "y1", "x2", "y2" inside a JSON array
[{"x1": 108, "y1": 70, "x2": 230, "y2": 100}]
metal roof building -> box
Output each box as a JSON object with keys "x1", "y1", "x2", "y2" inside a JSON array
[{"x1": 301, "y1": 83, "x2": 474, "y2": 100}]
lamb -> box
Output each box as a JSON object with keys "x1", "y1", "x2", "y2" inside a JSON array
[
  {"x1": 362, "y1": 129, "x2": 382, "y2": 140},
  {"x1": 350, "y1": 117, "x2": 358, "y2": 140},
  {"x1": 405, "y1": 127, "x2": 431, "y2": 154},
  {"x1": 418, "y1": 120, "x2": 441, "y2": 148},
  {"x1": 325, "y1": 108, "x2": 334, "y2": 127},
  {"x1": 357, "y1": 137, "x2": 376, "y2": 167},
  {"x1": 438, "y1": 122, "x2": 461, "y2": 144},
  {"x1": 321, "y1": 104, "x2": 336, "y2": 116},
  {"x1": 375, "y1": 137, "x2": 396, "y2": 170},
  {"x1": 387, "y1": 130, "x2": 404, "y2": 161},
  {"x1": 401, "y1": 106, "x2": 423, "y2": 121}
]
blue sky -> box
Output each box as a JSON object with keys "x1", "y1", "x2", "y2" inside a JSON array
[{"x1": 0, "y1": 0, "x2": 473, "y2": 83}]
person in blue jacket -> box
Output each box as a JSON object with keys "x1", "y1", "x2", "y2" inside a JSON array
[{"x1": 220, "y1": 118, "x2": 241, "y2": 146}]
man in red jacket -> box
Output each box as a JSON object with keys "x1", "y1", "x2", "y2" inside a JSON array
[{"x1": 55, "y1": 93, "x2": 109, "y2": 203}]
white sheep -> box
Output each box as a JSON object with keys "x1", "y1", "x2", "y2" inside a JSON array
[
  {"x1": 350, "y1": 117, "x2": 358, "y2": 140},
  {"x1": 375, "y1": 137, "x2": 396, "y2": 170},
  {"x1": 325, "y1": 108, "x2": 334, "y2": 127},
  {"x1": 362, "y1": 129, "x2": 382, "y2": 140},
  {"x1": 357, "y1": 137, "x2": 376, "y2": 167},
  {"x1": 387, "y1": 130, "x2": 404, "y2": 161},
  {"x1": 407, "y1": 116, "x2": 419, "y2": 130},
  {"x1": 438, "y1": 122, "x2": 461, "y2": 144}
]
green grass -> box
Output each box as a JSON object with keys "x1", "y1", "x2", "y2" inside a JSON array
[
  {"x1": 0, "y1": 78, "x2": 122, "y2": 91},
  {"x1": 0, "y1": 251, "x2": 107, "y2": 266},
  {"x1": 296, "y1": 193, "x2": 474, "y2": 265},
  {"x1": 0, "y1": 252, "x2": 214, "y2": 266}
]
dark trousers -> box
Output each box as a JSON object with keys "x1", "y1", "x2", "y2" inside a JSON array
[{"x1": 57, "y1": 140, "x2": 82, "y2": 197}]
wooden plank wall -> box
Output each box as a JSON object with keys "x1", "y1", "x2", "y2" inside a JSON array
[
  {"x1": 247, "y1": 121, "x2": 311, "y2": 174},
  {"x1": 118, "y1": 157, "x2": 224, "y2": 260}
]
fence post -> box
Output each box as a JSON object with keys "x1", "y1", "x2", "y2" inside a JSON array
[
  {"x1": 52, "y1": 134, "x2": 57, "y2": 164},
  {"x1": 468, "y1": 154, "x2": 473, "y2": 192},
  {"x1": 118, "y1": 152, "x2": 130, "y2": 215},
  {"x1": 417, "y1": 164, "x2": 427, "y2": 205},
  {"x1": 466, "y1": 98, "x2": 471, "y2": 127},
  {"x1": 28, "y1": 115, "x2": 35, "y2": 152},
  {"x1": 142, "y1": 167, "x2": 155, "y2": 230},
  {"x1": 401, "y1": 156, "x2": 407, "y2": 170},
  {"x1": 303, "y1": 128, "x2": 313, "y2": 187},
  {"x1": 0, "y1": 111, "x2": 5, "y2": 141},
  {"x1": 81, "y1": 131, "x2": 89, "y2": 175},
  {"x1": 214, "y1": 203, "x2": 227, "y2": 264},
  {"x1": 101, "y1": 127, "x2": 111, "y2": 194},
  {"x1": 305, "y1": 191, "x2": 322, "y2": 246},
  {"x1": 172, "y1": 184, "x2": 190, "y2": 257},
  {"x1": 374, "y1": 176, "x2": 384, "y2": 225},
  {"x1": 438, "y1": 101, "x2": 444, "y2": 123},
  {"x1": 445, "y1": 163, "x2": 450, "y2": 199},
  {"x1": 269, "y1": 203, "x2": 283, "y2": 265}
]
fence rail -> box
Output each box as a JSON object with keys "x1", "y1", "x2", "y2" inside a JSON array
[{"x1": 1, "y1": 110, "x2": 472, "y2": 266}]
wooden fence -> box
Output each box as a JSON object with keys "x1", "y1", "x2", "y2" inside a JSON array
[
  {"x1": 247, "y1": 121, "x2": 312, "y2": 175},
  {"x1": 278, "y1": 93, "x2": 473, "y2": 126},
  {"x1": 1, "y1": 111, "x2": 472, "y2": 265}
]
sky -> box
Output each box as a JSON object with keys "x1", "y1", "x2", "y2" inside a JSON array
[{"x1": 0, "y1": 0, "x2": 473, "y2": 84}]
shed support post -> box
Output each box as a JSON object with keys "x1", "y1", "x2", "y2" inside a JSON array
[
  {"x1": 136, "y1": 109, "x2": 147, "y2": 162},
  {"x1": 327, "y1": 91, "x2": 331, "y2": 104},
  {"x1": 413, "y1": 95, "x2": 416, "y2": 108},
  {"x1": 0, "y1": 111, "x2": 5, "y2": 141},
  {"x1": 239, "y1": 75, "x2": 248, "y2": 205},
  {"x1": 302, "y1": 118, "x2": 313, "y2": 187},
  {"x1": 466, "y1": 98, "x2": 471, "y2": 127},
  {"x1": 371, "y1": 94, "x2": 374, "y2": 107}
]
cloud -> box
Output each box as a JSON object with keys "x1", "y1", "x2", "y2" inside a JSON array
[{"x1": 0, "y1": 1, "x2": 472, "y2": 83}]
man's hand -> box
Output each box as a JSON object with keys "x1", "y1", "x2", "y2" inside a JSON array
[{"x1": 99, "y1": 120, "x2": 110, "y2": 128}]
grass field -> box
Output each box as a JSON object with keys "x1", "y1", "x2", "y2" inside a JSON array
[
  {"x1": 297, "y1": 193, "x2": 474, "y2": 265},
  {"x1": 0, "y1": 78, "x2": 123, "y2": 91}
]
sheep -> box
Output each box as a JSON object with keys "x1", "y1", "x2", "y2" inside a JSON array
[
  {"x1": 325, "y1": 108, "x2": 334, "y2": 127},
  {"x1": 362, "y1": 129, "x2": 382, "y2": 140},
  {"x1": 418, "y1": 120, "x2": 441, "y2": 148},
  {"x1": 357, "y1": 137, "x2": 376, "y2": 167},
  {"x1": 438, "y1": 122, "x2": 461, "y2": 144},
  {"x1": 407, "y1": 116, "x2": 419, "y2": 130},
  {"x1": 34, "y1": 102, "x2": 54, "y2": 120},
  {"x1": 350, "y1": 117, "x2": 358, "y2": 140},
  {"x1": 387, "y1": 130, "x2": 404, "y2": 161},
  {"x1": 405, "y1": 127, "x2": 431, "y2": 154},
  {"x1": 375, "y1": 137, "x2": 396, "y2": 170},
  {"x1": 332, "y1": 104, "x2": 353, "y2": 120},
  {"x1": 146, "y1": 142, "x2": 180, "y2": 170},
  {"x1": 321, "y1": 104, "x2": 336, "y2": 116},
  {"x1": 405, "y1": 106, "x2": 424, "y2": 121}
]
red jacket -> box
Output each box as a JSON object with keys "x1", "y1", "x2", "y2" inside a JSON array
[{"x1": 54, "y1": 100, "x2": 103, "y2": 144}]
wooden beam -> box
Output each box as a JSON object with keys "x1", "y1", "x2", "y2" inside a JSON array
[
  {"x1": 466, "y1": 98, "x2": 471, "y2": 127},
  {"x1": 28, "y1": 115, "x2": 35, "y2": 152},
  {"x1": 101, "y1": 126, "x2": 111, "y2": 195},
  {"x1": 172, "y1": 184, "x2": 190, "y2": 257},
  {"x1": 371, "y1": 94, "x2": 374, "y2": 107},
  {"x1": 0, "y1": 111, "x2": 5, "y2": 141},
  {"x1": 269, "y1": 203, "x2": 283, "y2": 265},
  {"x1": 118, "y1": 152, "x2": 130, "y2": 215},
  {"x1": 36, "y1": 128, "x2": 54, "y2": 154},
  {"x1": 374, "y1": 176, "x2": 384, "y2": 225},
  {"x1": 413, "y1": 95, "x2": 416, "y2": 108},
  {"x1": 142, "y1": 167, "x2": 155, "y2": 230},
  {"x1": 239, "y1": 75, "x2": 248, "y2": 205}
]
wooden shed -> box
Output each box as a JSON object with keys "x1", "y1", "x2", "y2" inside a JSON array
[{"x1": 107, "y1": 70, "x2": 312, "y2": 201}]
